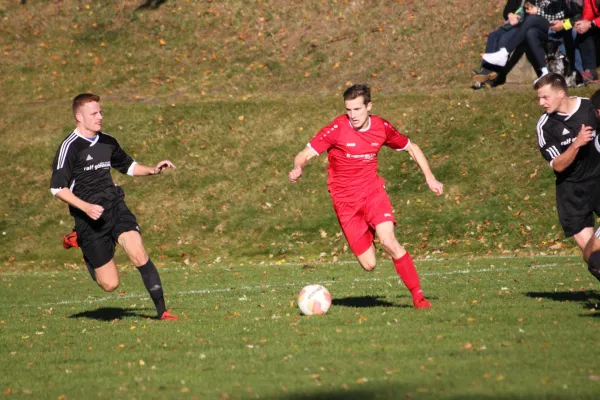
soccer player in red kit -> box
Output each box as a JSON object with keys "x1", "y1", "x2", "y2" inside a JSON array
[{"x1": 289, "y1": 84, "x2": 444, "y2": 308}]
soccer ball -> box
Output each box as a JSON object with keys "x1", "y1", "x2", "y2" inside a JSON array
[{"x1": 297, "y1": 284, "x2": 332, "y2": 315}]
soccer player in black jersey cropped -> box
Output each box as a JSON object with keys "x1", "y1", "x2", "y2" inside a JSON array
[
  {"x1": 535, "y1": 74, "x2": 600, "y2": 281},
  {"x1": 50, "y1": 94, "x2": 178, "y2": 320},
  {"x1": 579, "y1": 90, "x2": 600, "y2": 283}
]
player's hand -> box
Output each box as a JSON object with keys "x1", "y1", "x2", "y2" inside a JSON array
[
  {"x1": 525, "y1": 5, "x2": 537, "y2": 15},
  {"x1": 153, "y1": 160, "x2": 176, "y2": 174},
  {"x1": 289, "y1": 167, "x2": 303, "y2": 183},
  {"x1": 84, "y1": 203, "x2": 104, "y2": 220},
  {"x1": 575, "y1": 124, "x2": 594, "y2": 148},
  {"x1": 427, "y1": 177, "x2": 444, "y2": 196}
]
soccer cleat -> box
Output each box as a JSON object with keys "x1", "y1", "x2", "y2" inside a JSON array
[
  {"x1": 482, "y1": 48, "x2": 509, "y2": 67},
  {"x1": 160, "y1": 308, "x2": 179, "y2": 320},
  {"x1": 62, "y1": 231, "x2": 79, "y2": 249},
  {"x1": 413, "y1": 297, "x2": 432, "y2": 309}
]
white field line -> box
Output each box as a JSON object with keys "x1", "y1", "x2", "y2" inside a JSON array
[
  {"x1": 11, "y1": 262, "x2": 562, "y2": 309},
  {"x1": 0, "y1": 253, "x2": 581, "y2": 277}
]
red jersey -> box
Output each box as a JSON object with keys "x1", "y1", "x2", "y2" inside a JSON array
[{"x1": 308, "y1": 115, "x2": 410, "y2": 202}]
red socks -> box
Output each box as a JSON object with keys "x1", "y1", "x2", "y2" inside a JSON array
[{"x1": 393, "y1": 252, "x2": 431, "y2": 308}]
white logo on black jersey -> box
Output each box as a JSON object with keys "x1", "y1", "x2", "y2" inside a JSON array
[
  {"x1": 562, "y1": 128, "x2": 570, "y2": 135},
  {"x1": 86, "y1": 154, "x2": 94, "y2": 161}
]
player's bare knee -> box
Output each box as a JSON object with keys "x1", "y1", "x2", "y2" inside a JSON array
[
  {"x1": 360, "y1": 260, "x2": 376, "y2": 271},
  {"x1": 98, "y1": 280, "x2": 119, "y2": 292}
]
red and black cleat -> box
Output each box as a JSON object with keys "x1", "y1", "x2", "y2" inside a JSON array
[
  {"x1": 413, "y1": 297, "x2": 432, "y2": 309},
  {"x1": 160, "y1": 308, "x2": 179, "y2": 321},
  {"x1": 62, "y1": 231, "x2": 79, "y2": 249}
]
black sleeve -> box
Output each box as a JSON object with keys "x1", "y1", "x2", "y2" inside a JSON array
[
  {"x1": 110, "y1": 137, "x2": 135, "y2": 175},
  {"x1": 537, "y1": 116, "x2": 562, "y2": 163},
  {"x1": 503, "y1": 0, "x2": 522, "y2": 19},
  {"x1": 50, "y1": 142, "x2": 76, "y2": 193}
]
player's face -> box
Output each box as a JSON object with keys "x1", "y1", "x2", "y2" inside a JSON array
[
  {"x1": 76, "y1": 101, "x2": 103, "y2": 135},
  {"x1": 345, "y1": 97, "x2": 372, "y2": 130},
  {"x1": 537, "y1": 85, "x2": 564, "y2": 114}
]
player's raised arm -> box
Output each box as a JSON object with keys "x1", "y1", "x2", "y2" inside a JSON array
[
  {"x1": 289, "y1": 147, "x2": 318, "y2": 183},
  {"x1": 405, "y1": 142, "x2": 444, "y2": 196},
  {"x1": 131, "y1": 160, "x2": 177, "y2": 176}
]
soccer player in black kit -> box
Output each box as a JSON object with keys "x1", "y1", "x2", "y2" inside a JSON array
[
  {"x1": 579, "y1": 90, "x2": 600, "y2": 283},
  {"x1": 50, "y1": 94, "x2": 178, "y2": 320},
  {"x1": 535, "y1": 74, "x2": 600, "y2": 282}
]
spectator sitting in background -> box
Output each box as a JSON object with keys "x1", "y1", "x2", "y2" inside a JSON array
[
  {"x1": 473, "y1": 0, "x2": 541, "y2": 89},
  {"x1": 483, "y1": 0, "x2": 568, "y2": 84},
  {"x1": 571, "y1": 0, "x2": 600, "y2": 82},
  {"x1": 547, "y1": 0, "x2": 594, "y2": 83}
]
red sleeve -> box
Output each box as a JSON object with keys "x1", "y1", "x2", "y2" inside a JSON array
[
  {"x1": 308, "y1": 116, "x2": 344, "y2": 155},
  {"x1": 583, "y1": 0, "x2": 597, "y2": 21},
  {"x1": 382, "y1": 119, "x2": 410, "y2": 151}
]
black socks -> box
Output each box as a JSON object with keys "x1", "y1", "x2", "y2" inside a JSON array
[{"x1": 137, "y1": 259, "x2": 166, "y2": 317}]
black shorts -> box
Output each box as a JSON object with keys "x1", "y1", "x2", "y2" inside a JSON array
[
  {"x1": 74, "y1": 192, "x2": 140, "y2": 269},
  {"x1": 556, "y1": 179, "x2": 600, "y2": 237}
]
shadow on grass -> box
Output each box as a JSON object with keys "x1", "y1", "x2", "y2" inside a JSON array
[
  {"x1": 332, "y1": 295, "x2": 408, "y2": 308},
  {"x1": 69, "y1": 307, "x2": 153, "y2": 321},
  {"x1": 275, "y1": 386, "x2": 579, "y2": 400},
  {"x1": 526, "y1": 291, "x2": 600, "y2": 318},
  {"x1": 136, "y1": 0, "x2": 167, "y2": 10}
]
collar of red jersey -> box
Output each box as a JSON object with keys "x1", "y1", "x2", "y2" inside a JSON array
[{"x1": 348, "y1": 116, "x2": 372, "y2": 132}]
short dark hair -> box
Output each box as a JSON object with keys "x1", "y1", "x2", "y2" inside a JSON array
[
  {"x1": 590, "y1": 89, "x2": 600, "y2": 110},
  {"x1": 343, "y1": 84, "x2": 371, "y2": 105},
  {"x1": 533, "y1": 72, "x2": 568, "y2": 93},
  {"x1": 72, "y1": 93, "x2": 100, "y2": 116}
]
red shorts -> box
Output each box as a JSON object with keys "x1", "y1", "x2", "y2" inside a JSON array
[{"x1": 332, "y1": 187, "x2": 396, "y2": 256}]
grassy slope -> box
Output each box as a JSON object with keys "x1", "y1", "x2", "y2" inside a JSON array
[{"x1": 0, "y1": 1, "x2": 597, "y2": 269}]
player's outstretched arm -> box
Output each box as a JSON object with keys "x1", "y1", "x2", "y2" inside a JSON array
[
  {"x1": 289, "y1": 147, "x2": 318, "y2": 183},
  {"x1": 132, "y1": 160, "x2": 176, "y2": 176},
  {"x1": 54, "y1": 189, "x2": 104, "y2": 220},
  {"x1": 405, "y1": 142, "x2": 444, "y2": 196},
  {"x1": 551, "y1": 125, "x2": 594, "y2": 173}
]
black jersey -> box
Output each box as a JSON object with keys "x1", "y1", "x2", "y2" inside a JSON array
[
  {"x1": 536, "y1": 97, "x2": 600, "y2": 184},
  {"x1": 50, "y1": 130, "x2": 136, "y2": 216}
]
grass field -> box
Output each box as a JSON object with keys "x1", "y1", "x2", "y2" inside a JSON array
[
  {"x1": 3, "y1": 1, "x2": 600, "y2": 398},
  {"x1": 2, "y1": 255, "x2": 600, "y2": 399}
]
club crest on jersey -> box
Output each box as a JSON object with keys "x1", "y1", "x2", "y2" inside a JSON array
[
  {"x1": 86, "y1": 154, "x2": 94, "y2": 161},
  {"x1": 84, "y1": 161, "x2": 111, "y2": 171},
  {"x1": 562, "y1": 128, "x2": 570, "y2": 135}
]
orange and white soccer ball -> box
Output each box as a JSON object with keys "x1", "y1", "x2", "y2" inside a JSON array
[{"x1": 297, "y1": 284, "x2": 332, "y2": 315}]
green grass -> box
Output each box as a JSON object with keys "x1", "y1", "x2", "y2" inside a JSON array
[
  {"x1": 2, "y1": 2, "x2": 600, "y2": 398},
  {"x1": 1, "y1": 255, "x2": 600, "y2": 399}
]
